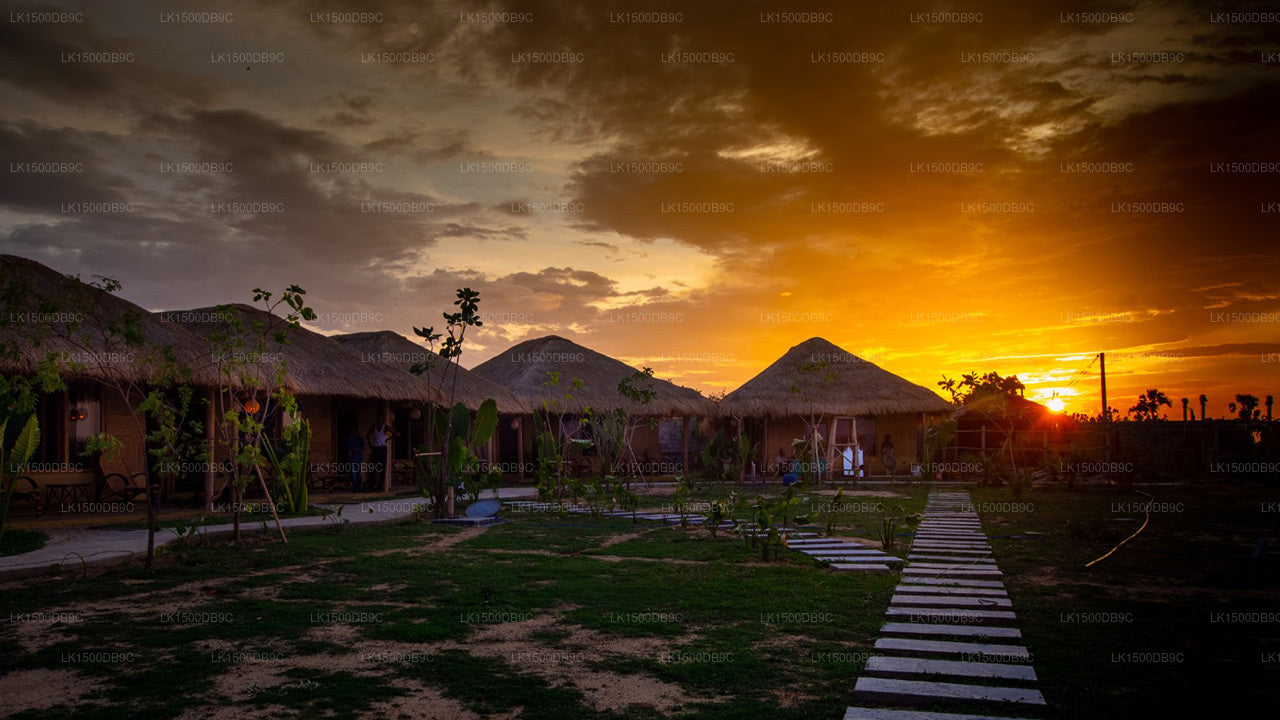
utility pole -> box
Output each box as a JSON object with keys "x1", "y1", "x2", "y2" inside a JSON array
[{"x1": 1099, "y1": 352, "x2": 1107, "y2": 422}]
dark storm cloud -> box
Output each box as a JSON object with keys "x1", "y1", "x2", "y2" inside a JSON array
[
  {"x1": 133, "y1": 107, "x2": 519, "y2": 266},
  {"x1": 0, "y1": 7, "x2": 217, "y2": 109},
  {"x1": 0, "y1": 122, "x2": 137, "y2": 211},
  {"x1": 413, "y1": 0, "x2": 1279, "y2": 269}
]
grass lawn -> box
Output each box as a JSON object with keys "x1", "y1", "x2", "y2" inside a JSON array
[
  {"x1": 974, "y1": 480, "x2": 1280, "y2": 718},
  {"x1": 0, "y1": 483, "x2": 924, "y2": 720},
  {"x1": 10, "y1": 479, "x2": 1272, "y2": 718}
]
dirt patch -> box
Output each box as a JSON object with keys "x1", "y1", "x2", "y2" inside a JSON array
[
  {"x1": 596, "y1": 529, "x2": 650, "y2": 549},
  {"x1": 370, "y1": 526, "x2": 488, "y2": 557},
  {"x1": 9, "y1": 616, "x2": 82, "y2": 653},
  {"x1": 0, "y1": 668, "x2": 106, "y2": 716},
  {"x1": 430, "y1": 606, "x2": 703, "y2": 713},
  {"x1": 362, "y1": 679, "x2": 491, "y2": 720},
  {"x1": 175, "y1": 703, "x2": 293, "y2": 720}
]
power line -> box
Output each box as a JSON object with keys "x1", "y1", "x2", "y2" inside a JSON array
[{"x1": 1061, "y1": 353, "x2": 1099, "y2": 392}]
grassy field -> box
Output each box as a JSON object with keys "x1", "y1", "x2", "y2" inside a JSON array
[
  {"x1": 5, "y1": 479, "x2": 1273, "y2": 718},
  {"x1": 973, "y1": 481, "x2": 1280, "y2": 718},
  {"x1": 0, "y1": 484, "x2": 925, "y2": 720}
]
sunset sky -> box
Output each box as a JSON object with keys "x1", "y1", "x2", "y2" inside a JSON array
[{"x1": 2, "y1": 1, "x2": 1278, "y2": 419}]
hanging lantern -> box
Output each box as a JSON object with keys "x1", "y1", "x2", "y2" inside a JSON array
[
  {"x1": 243, "y1": 397, "x2": 261, "y2": 414},
  {"x1": 409, "y1": 407, "x2": 423, "y2": 420},
  {"x1": 69, "y1": 405, "x2": 87, "y2": 422}
]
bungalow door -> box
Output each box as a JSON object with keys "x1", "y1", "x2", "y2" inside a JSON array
[{"x1": 832, "y1": 417, "x2": 861, "y2": 477}]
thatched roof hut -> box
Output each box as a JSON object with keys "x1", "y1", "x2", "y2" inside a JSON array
[
  {"x1": 719, "y1": 337, "x2": 952, "y2": 417},
  {"x1": 956, "y1": 393, "x2": 1069, "y2": 431},
  {"x1": 472, "y1": 335, "x2": 714, "y2": 416},
  {"x1": 332, "y1": 331, "x2": 528, "y2": 413},
  {"x1": 159, "y1": 304, "x2": 433, "y2": 402},
  {"x1": 0, "y1": 254, "x2": 221, "y2": 386}
]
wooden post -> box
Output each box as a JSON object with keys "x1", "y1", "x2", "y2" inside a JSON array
[
  {"x1": 681, "y1": 416, "x2": 690, "y2": 476},
  {"x1": 204, "y1": 388, "x2": 216, "y2": 512},
  {"x1": 851, "y1": 416, "x2": 858, "y2": 477},
  {"x1": 1099, "y1": 352, "x2": 1108, "y2": 422},
  {"x1": 761, "y1": 416, "x2": 767, "y2": 472},
  {"x1": 382, "y1": 399, "x2": 392, "y2": 493},
  {"x1": 516, "y1": 417, "x2": 525, "y2": 481}
]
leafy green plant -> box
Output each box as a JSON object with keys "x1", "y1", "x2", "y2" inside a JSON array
[
  {"x1": 1009, "y1": 468, "x2": 1033, "y2": 500},
  {"x1": 168, "y1": 513, "x2": 208, "y2": 548},
  {"x1": 431, "y1": 398, "x2": 500, "y2": 511},
  {"x1": 879, "y1": 505, "x2": 921, "y2": 551},
  {"x1": 0, "y1": 415, "x2": 40, "y2": 546},
  {"x1": 205, "y1": 285, "x2": 315, "y2": 544},
  {"x1": 922, "y1": 419, "x2": 958, "y2": 478},
  {"x1": 317, "y1": 504, "x2": 348, "y2": 529},
  {"x1": 531, "y1": 372, "x2": 583, "y2": 501},
  {"x1": 410, "y1": 288, "x2": 495, "y2": 518},
  {"x1": 671, "y1": 474, "x2": 691, "y2": 527},
  {"x1": 262, "y1": 413, "x2": 311, "y2": 514},
  {"x1": 700, "y1": 430, "x2": 756, "y2": 484},
  {"x1": 702, "y1": 492, "x2": 736, "y2": 538},
  {"x1": 823, "y1": 488, "x2": 844, "y2": 537}
]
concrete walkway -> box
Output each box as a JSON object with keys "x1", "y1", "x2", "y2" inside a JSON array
[
  {"x1": 0, "y1": 489, "x2": 538, "y2": 582},
  {"x1": 845, "y1": 490, "x2": 1048, "y2": 720}
]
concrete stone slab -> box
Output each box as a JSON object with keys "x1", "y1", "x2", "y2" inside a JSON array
[
  {"x1": 894, "y1": 586, "x2": 1007, "y2": 597},
  {"x1": 905, "y1": 548, "x2": 993, "y2": 555},
  {"x1": 898, "y1": 577, "x2": 1006, "y2": 588},
  {"x1": 880, "y1": 622, "x2": 1021, "y2": 639},
  {"x1": 843, "y1": 707, "x2": 1030, "y2": 720},
  {"x1": 814, "y1": 555, "x2": 905, "y2": 564},
  {"x1": 874, "y1": 637, "x2": 1031, "y2": 660},
  {"x1": 853, "y1": 677, "x2": 1046, "y2": 706},
  {"x1": 885, "y1": 607, "x2": 1017, "y2": 624},
  {"x1": 865, "y1": 655, "x2": 1037, "y2": 681},
  {"x1": 799, "y1": 548, "x2": 896, "y2": 556},
  {"x1": 853, "y1": 677, "x2": 1044, "y2": 706},
  {"x1": 907, "y1": 563, "x2": 1003, "y2": 573},
  {"x1": 902, "y1": 569, "x2": 1003, "y2": 580},
  {"x1": 831, "y1": 563, "x2": 893, "y2": 573},
  {"x1": 891, "y1": 595, "x2": 1012, "y2": 608}
]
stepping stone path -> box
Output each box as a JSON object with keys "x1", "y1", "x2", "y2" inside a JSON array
[
  {"x1": 784, "y1": 532, "x2": 904, "y2": 573},
  {"x1": 845, "y1": 490, "x2": 1048, "y2": 719}
]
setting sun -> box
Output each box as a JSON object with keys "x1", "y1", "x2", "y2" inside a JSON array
[{"x1": 1047, "y1": 397, "x2": 1066, "y2": 413}]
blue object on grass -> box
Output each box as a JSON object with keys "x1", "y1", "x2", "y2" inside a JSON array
[
  {"x1": 782, "y1": 473, "x2": 799, "y2": 486},
  {"x1": 466, "y1": 499, "x2": 502, "y2": 518}
]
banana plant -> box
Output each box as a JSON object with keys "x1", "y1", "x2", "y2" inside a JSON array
[
  {"x1": 0, "y1": 415, "x2": 40, "y2": 545},
  {"x1": 434, "y1": 398, "x2": 500, "y2": 508},
  {"x1": 262, "y1": 414, "x2": 311, "y2": 514}
]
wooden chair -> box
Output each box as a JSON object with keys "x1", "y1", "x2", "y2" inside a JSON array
[
  {"x1": 100, "y1": 472, "x2": 149, "y2": 503},
  {"x1": 391, "y1": 460, "x2": 415, "y2": 486},
  {"x1": 2, "y1": 475, "x2": 43, "y2": 514}
]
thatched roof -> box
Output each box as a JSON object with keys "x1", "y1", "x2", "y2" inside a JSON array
[
  {"x1": 332, "y1": 331, "x2": 528, "y2": 413},
  {"x1": 719, "y1": 337, "x2": 952, "y2": 418},
  {"x1": 956, "y1": 393, "x2": 1070, "y2": 430},
  {"x1": 472, "y1": 335, "x2": 715, "y2": 416},
  {"x1": 160, "y1": 304, "x2": 433, "y2": 402},
  {"x1": 0, "y1": 254, "x2": 222, "y2": 386}
]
